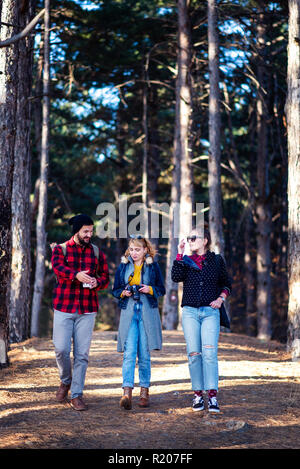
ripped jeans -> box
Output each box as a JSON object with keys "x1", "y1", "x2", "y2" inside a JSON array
[{"x1": 182, "y1": 306, "x2": 220, "y2": 391}]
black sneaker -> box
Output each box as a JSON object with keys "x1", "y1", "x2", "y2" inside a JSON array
[
  {"x1": 208, "y1": 396, "x2": 220, "y2": 413},
  {"x1": 192, "y1": 395, "x2": 204, "y2": 411}
]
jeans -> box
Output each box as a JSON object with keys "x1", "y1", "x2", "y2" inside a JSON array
[
  {"x1": 182, "y1": 306, "x2": 220, "y2": 391},
  {"x1": 53, "y1": 309, "x2": 96, "y2": 399},
  {"x1": 122, "y1": 310, "x2": 151, "y2": 388}
]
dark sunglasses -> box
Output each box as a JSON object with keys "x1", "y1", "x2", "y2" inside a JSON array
[
  {"x1": 129, "y1": 235, "x2": 144, "y2": 239},
  {"x1": 187, "y1": 235, "x2": 202, "y2": 242}
]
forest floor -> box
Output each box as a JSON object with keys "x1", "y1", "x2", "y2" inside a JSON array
[{"x1": 0, "y1": 330, "x2": 299, "y2": 452}]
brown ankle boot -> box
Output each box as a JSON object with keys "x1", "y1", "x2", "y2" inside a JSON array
[
  {"x1": 139, "y1": 387, "x2": 149, "y2": 407},
  {"x1": 56, "y1": 382, "x2": 71, "y2": 402},
  {"x1": 120, "y1": 387, "x2": 132, "y2": 410}
]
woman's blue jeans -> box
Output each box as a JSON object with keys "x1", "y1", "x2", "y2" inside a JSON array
[
  {"x1": 122, "y1": 310, "x2": 151, "y2": 388},
  {"x1": 182, "y1": 306, "x2": 220, "y2": 391}
]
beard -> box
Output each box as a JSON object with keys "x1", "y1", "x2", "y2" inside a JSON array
[{"x1": 77, "y1": 233, "x2": 91, "y2": 246}]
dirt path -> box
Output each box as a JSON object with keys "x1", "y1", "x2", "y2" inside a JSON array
[{"x1": 0, "y1": 330, "x2": 299, "y2": 450}]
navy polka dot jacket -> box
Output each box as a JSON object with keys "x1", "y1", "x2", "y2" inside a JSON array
[{"x1": 171, "y1": 251, "x2": 232, "y2": 308}]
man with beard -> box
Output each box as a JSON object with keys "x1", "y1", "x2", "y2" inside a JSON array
[{"x1": 51, "y1": 214, "x2": 109, "y2": 410}]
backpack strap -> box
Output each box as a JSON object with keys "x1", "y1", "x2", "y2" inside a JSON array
[
  {"x1": 52, "y1": 242, "x2": 99, "y2": 261},
  {"x1": 91, "y1": 243, "x2": 99, "y2": 261},
  {"x1": 60, "y1": 242, "x2": 67, "y2": 258}
]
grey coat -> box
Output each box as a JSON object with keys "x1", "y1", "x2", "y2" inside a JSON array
[{"x1": 112, "y1": 256, "x2": 165, "y2": 353}]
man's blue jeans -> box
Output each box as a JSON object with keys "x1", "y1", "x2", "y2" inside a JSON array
[
  {"x1": 53, "y1": 310, "x2": 96, "y2": 399},
  {"x1": 182, "y1": 306, "x2": 220, "y2": 391},
  {"x1": 122, "y1": 310, "x2": 151, "y2": 388}
]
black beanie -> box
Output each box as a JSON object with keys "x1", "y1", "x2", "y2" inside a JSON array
[{"x1": 68, "y1": 214, "x2": 94, "y2": 234}]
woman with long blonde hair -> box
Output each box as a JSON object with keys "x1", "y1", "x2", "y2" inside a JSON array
[{"x1": 112, "y1": 236, "x2": 165, "y2": 410}]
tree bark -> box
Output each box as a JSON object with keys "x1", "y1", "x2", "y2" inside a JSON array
[
  {"x1": 9, "y1": 0, "x2": 36, "y2": 343},
  {"x1": 147, "y1": 86, "x2": 161, "y2": 250},
  {"x1": 286, "y1": 0, "x2": 300, "y2": 360},
  {"x1": 162, "y1": 143, "x2": 180, "y2": 329},
  {"x1": 207, "y1": 0, "x2": 224, "y2": 255},
  {"x1": 142, "y1": 59, "x2": 149, "y2": 237},
  {"x1": 244, "y1": 208, "x2": 256, "y2": 336},
  {"x1": 162, "y1": 0, "x2": 193, "y2": 330},
  {"x1": 0, "y1": 8, "x2": 44, "y2": 47},
  {"x1": 255, "y1": 6, "x2": 272, "y2": 341},
  {"x1": 162, "y1": 69, "x2": 180, "y2": 330},
  {"x1": 0, "y1": 0, "x2": 19, "y2": 364},
  {"x1": 31, "y1": 0, "x2": 50, "y2": 337},
  {"x1": 178, "y1": 0, "x2": 193, "y2": 240}
]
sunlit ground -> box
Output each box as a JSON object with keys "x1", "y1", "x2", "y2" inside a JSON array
[{"x1": 0, "y1": 330, "x2": 299, "y2": 449}]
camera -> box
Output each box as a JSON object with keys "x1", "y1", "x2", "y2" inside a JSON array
[{"x1": 125, "y1": 284, "x2": 142, "y2": 301}]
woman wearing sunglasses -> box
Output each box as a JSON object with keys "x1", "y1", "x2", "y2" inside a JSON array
[
  {"x1": 112, "y1": 236, "x2": 165, "y2": 410},
  {"x1": 171, "y1": 227, "x2": 231, "y2": 413}
]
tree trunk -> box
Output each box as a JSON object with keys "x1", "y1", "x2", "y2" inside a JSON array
[
  {"x1": 207, "y1": 0, "x2": 224, "y2": 255},
  {"x1": 162, "y1": 71, "x2": 180, "y2": 330},
  {"x1": 162, "y1": 139, "x2": 180, "y2": 330},
  {"x1": 162, "y1": 0, "x2": 193, "y2": 330},
  {"x1": 178, "y1": 0, "x2": 193, "y2": 240},
  {"x1": 31, "y1": 0, "x2": 50, "y2": 337},
  {"x1": 142, "y1": 60, "x2": 149, "y2": 238},
  {"x1": 244, "y1": 208, "x2": 256, "y2": 336},
  {"x1": 255, "y1": 6, "x2": 272, "y2": 341},
  {"x1": 286, "y1": 0, "x2": 300, "y2": 361},
  {"x1": 0, "y1": 0, "x2": 19, "y2": 365},
  {"x1": 9, "y1": 0, "x2": 36, "y2": 343},
  {"x1": 147, "y1": 86, "x2": 161, "y2": 250}
]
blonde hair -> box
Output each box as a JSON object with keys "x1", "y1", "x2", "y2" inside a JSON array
[{"x1": 124, "y1": 237, "x2": 157, "y2": 260}]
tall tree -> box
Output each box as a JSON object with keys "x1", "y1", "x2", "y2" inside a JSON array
[
  {"x1": 9, "y1": 0, "x2": 36, "y2": 343},
  {"x1": 31, "y1": 0, "x2": 50, "y2": 337},
  {"x1": 207, "y1": 0, "x2": 224, "y2": 254},
  {"x1": 255, "y1": 3, "x2": 272, "y2": 341},
  {"x1": 286, "y1": 0, "x2": 300, "y2": 361},
  {"x1": 163, "y1": 0, "x2": 193, "y2": 329},
  {"x1": 162, "y1": 89, "x2": 181, "y2": 330},
  {"x1": 0, "y1": 0, "x2": 19, "y2": 364},
  {"x1": 178, "y1": 0, "x2": 193, "y2": 240}
]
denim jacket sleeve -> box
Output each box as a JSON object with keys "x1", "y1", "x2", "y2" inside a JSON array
[
  {"x1": 112, "y1": 264, "x2": 126, "y2": 299},
  {"x1": 151, "y1": 262, "x2": 166, "y2": 299}
]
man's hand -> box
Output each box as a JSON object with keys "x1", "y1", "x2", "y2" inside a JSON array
[
  {"x1": 89, "y1": 278, "x2": 98, "y2": 289},
  {"x1": 76, "y1": 270, "x2": 93, "y2": 284}
]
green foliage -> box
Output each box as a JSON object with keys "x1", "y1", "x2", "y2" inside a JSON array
[{"x1": 31, "y1": 0, "x2": 288, "y2": 338}]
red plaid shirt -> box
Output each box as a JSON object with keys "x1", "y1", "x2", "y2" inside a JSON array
[{"x1": 51, "y1": 236, "x2": 109, "y2": 314}]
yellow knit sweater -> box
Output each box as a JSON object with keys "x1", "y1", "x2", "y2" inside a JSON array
[{"x1": 121, "y1": 263, "x2": 153, "y2": 297}]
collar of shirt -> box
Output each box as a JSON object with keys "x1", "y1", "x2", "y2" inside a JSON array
[
  {"x1": 189, "y1": 253, "x2": 206, "y2": 268},
  {"x1": 69, "y1": 236, "x2": 92, "y2": 252},
  {"x1": 190, "y1": 253, "x2": 206, "y2": 261}
]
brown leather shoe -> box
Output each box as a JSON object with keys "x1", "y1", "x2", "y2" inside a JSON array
[
  {"x1": 120, "y1": 387, "x2": 132, "y2": 410},
  {"x1": 56, "y1": 382, "x2": 71, "y2": 402},
  {"x1": 138, "y1": 387, "x2": 149, "y2": 408},
  {"x1": 70, "y1": 396, "x2": 88, "y2": 411}
]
